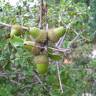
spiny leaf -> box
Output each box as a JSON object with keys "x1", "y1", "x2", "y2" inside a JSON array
[
  {"x1": 9, "y1": 36, "x2": 24, "y2": 47},
  {"x1": 48, "y1": 53, "x2": 62, "y2": 61}
]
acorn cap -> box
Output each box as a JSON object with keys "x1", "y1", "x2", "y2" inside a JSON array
[
  {"x1": 31, "y1": 43, "x2": 41, "y2": 55},
  {"x1": 36, "y1": 30, "x2": 48, "y2": 43},
  {"x1": 34, "y1": 55, "x2": 49, "y2": 74},
  {"x1": 29, "y1": 27, "x2": 40, "y2": 38},
  {"x1": 10, "y1": 24, "x2": 23, "y2": 37},
  {"x1": 24, "y1": 41, "x2": 35, "y2": 50},
  {"x1": 34, "y1": 55, "x2": 48, "y2": 64},
  {"x1": 48, "y1": 30, "x2": 59, "y2": 43}
]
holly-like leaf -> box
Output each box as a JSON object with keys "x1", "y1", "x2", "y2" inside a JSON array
[
  {"x1": 48, "y1": 53, "x2": 61, "y2": 61},
  {"x1": 9, "y1": 36, "x2": 24, "y2": 47}
]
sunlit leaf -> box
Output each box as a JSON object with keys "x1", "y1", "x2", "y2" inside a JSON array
[{"x1": 9, "y1": 36, "x2": 24, "y2": 47}]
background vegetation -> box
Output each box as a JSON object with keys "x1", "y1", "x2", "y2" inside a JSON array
[{"x1": 0, "y1": 0, "x2": 96, "y2": 96}]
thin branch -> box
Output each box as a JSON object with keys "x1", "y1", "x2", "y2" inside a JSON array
[
  {"x1": 55, "y1": 33, "x2": 66, "y2": 94},
  {"x1": 74, "y1": 30, "x2": 90, "y2": 42},
  {"x1": 68, "y1": 33, "x2": 80, "y2": 47},
  {"x1": 39, "y1": 0, "x2": 43, "y2": 29},
  {"x1": 0, "y1": 22, "x2": 28, "y2": 30},
  {"x1": 0, "y1": 22, "x2": 12, "y2": 28},
  {"x1": 56, "y1": 62, "x2": 64, "y2": 93},
  {"x1": 24, "y1": 41, "x2": 71, "y2": 53},
  {"x1": 55, "y1": 33, "x2": 66, "y2": 48},
  {"x1": 10, "y1": 79, "x2": 21, "y2": 85},
  {"x1": 0, "y1": 72, "x2": 8, "y2": 78},
  {"x1": 49, "y1": 47, "x2": 71, "y2": 53},
  {"x1": 33, "y1": 70, "x2": 51, "y2": 96},
  {"x1": 33, "y1": 71, "x2": 43, "y2": 84}
]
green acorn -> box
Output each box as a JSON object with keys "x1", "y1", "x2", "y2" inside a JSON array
[
  {"x1": 24, "y1": 44, "x2": 33, "y2": 51},
  {"x1": 10, "y1": 24, "x2": 23, "y2": 38},
  {"x1": 31, "y1": 43, "x2": 41, "y2": 55},
  {"x1": 36, "y1": 30, "x2": 48, "y2": 43},
  {"x1": 54, "y1": 26, "x2": 65, "y2": 37},
  {"x1": 24, "y1": 41, "x2": 35, "y2": 51},
  {"x1": 48, "y1": 27, "x2": 65, "y2": 43},
  {"x1": 24, "y1": 41, "x2": 41, "y2": 55},
  {"x1": 48, "y1": 30, "x2": 59, "y2": 43},
  {"x1": 34, "y1": 55, "x2": 49, "y2": 74},
  {"x1": 29, "y1": 27, "x2": 40, "y2": 38}
]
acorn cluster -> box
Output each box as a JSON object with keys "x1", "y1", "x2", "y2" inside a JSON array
[
  {"x1": 10, "y1": 25, "x2": 65, "y2": 74},
  {"x1": 10, "y1": 25, "x2": 23, "y2": 38}
]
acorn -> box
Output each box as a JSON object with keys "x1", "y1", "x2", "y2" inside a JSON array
[
  {"x1": 29, "y1": 27, "x2": 40, "y2": 38},
  {"x1": 34, "y1": 55, "x2": 49, "y2": 74},
  {"x1": 31, "y1": 43, "x2": 41, "y2": 55},
  {"x1": 24, "y1": 41, "x2": 35, "y2": 51},
  {"x1": 24, "y1": 41, "x2": 41, "y2": 55},
  {"x1": 24, "y1": 44, "x2": 33, "y2": 51},
  {"x1": 36, "y1": 30, "x2": 48, "y2": 43},
  {"x1": 48, "y1": 30, "x2": 59, "y2": 43},
  {"x1": 10, "y1": 24, "x2": 23, "y2": 38},
  {"x1": 54, "y1": 26, "x2": 65, "y2": 37},
  {"x1": 48, "y1": 27, "x2": 65, "y2": 43}
]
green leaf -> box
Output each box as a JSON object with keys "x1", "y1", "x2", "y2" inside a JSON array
[
  {"x1": 48, "y1": 53, "x2": 61, "y2": 61},
  {"x1": 48, "y1": 47, "x2": 53, "y2": 53},
  {"x1": 9, "y1": 36, "x2": 24, "y2": 47},
  {"x1": 89, "y1": 59, "x2": 96, "y2": 67},
  {"x1": 63, "y1": 41, "x2": 68, "y2": 48}
]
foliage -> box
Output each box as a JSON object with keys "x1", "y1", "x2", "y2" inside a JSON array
[{"x1": 0, "y1": 0, "x2": 96, "y2": 96}]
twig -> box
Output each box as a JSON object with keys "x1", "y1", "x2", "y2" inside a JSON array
[
  {"x1": 0, "y1": 22, "x2": 28, "y2": 30},
  {"x1": 48, "y1": 47, "x2": 71, "y2": 53},
  {"x1": 38, "y1": 0, "x2": 43, "y2": 29},
  {"x1": 33, "y1": 70, "x2": 51, "y2": 96},
  {"x1": 24, "y1": 41, "x2": 71, "y2": 53},
  {"x1": 10, "y1": 79, "x2": 21, "y2": 85},
  {"x1": 55, "y1": 33, "x2": 66, "y2": 48},
  {"x1": 56, "y1": 62, "x2": 64, "y2": 93},
  {"x1": 33, "y1": 71, "x2": 43, "y2": 84},
  {"x1": 68, "y1": 33, "x2": 80, "y2": 47},
  {"x1": 0, "y1": 22, "x2": 12, "y2": 28},
  {"x1": 74, "y1": 30, "x2": 90, "y2": 42},
  {"x1": 55, "y1": 33, "x2": 66, "y2": 94},
  {"x1": 0, "y1": 72, "x2": 8, "y2": 78}
]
